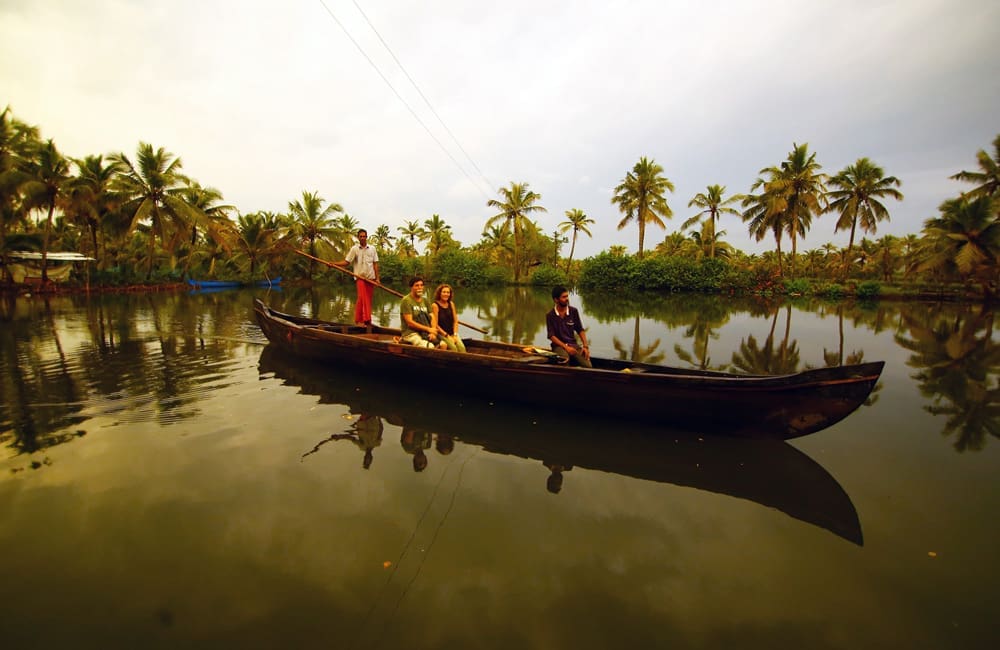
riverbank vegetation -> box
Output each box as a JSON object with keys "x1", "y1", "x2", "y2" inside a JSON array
[{"x1": 2, "y1": 106, "x2": 997, "y2": 300}]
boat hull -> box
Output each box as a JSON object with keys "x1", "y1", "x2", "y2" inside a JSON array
[{"x1": 253, "y1": 300, "x2": 883, "y2": 439}]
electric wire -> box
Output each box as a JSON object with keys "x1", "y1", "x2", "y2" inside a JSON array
[
  {"x1": 350, "y1": 0, "x2": 496, "y2": 193},
  {"x1": 367, "y1": 446, "x2": 479, "y2": 649},
  {"x1": 349, "y1": 444, "x2": 463, "y2": 650},
  {"x1": 318, "y1": 0, "x2": 494, "y2": 201}
]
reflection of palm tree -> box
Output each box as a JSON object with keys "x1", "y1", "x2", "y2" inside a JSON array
[
  {"x1": 895, "y1": 308, "x2": 1000, "y2": 452},
  {"x1": 730, "y1": 307, "x2": 801, "y2": 374},
  {"x1": 612, "y1": 316, "x2": 665, "y2": 365},
  {"x1": 476, "y1": 287, "x2": 551, "y2": 345},
  {"x1": 674, "y1": 310, "x2": 729, "y2": 370}
]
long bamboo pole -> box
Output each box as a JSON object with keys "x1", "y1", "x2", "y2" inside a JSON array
[{"x1": 294, "y1": 249, "x2": 489, "y2": 334}]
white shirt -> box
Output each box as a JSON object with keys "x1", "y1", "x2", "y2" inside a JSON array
[{"x1": 345, "y1": 244, "x2": 379, "y2": 280}]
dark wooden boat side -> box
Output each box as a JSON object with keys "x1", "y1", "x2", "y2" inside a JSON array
[
  {"x1": 253, "y1": 299, "x2": 883, "y2": 439},
  {"x1": 259, "y1": 346, "x2": 863, "y2": 545}
]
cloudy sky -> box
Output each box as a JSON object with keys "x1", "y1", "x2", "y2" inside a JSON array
[{"x1": 1, "y1": 0, "x2": 997, "y2": 257}]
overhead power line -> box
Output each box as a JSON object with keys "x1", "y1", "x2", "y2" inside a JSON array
[
  {"x1": 350, "y1": 0, "x2": 496, "y2": 193},
  {"x1": 318, "y1": 0, "x2": 495, "y2": 201}
]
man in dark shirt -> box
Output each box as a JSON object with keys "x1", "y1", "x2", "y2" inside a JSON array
[{"x1": 545, "y1": 285, "x2": 592, "y2": 367}]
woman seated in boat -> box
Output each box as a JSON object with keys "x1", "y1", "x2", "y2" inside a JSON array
[
  {"x1": 431, "y1": 283, "x2": 467, "y2": 353},
  {"x1": 400, "y1": 276, "x2": 447, "y2": 349}
]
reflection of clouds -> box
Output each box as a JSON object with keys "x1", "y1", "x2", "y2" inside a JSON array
[{"x1": 3, "y1": 291, "x2": 998, "y2": 646}]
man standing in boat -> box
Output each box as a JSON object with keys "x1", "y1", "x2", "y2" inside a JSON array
[
  {"x1": 546, "y1": 286, "x2": 592, "y2": 367},
  {"x1": 334, "y1": 229, "x2": 380, "y2": 326}
]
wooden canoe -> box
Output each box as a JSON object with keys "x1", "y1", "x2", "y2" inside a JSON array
[{"x1": 253, "y1": 299, "x2": 884, "y2": 439}]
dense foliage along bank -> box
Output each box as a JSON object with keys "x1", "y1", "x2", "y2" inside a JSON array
[{"x1": 1, "y1": 106, "x2": 997, "y2": 299}]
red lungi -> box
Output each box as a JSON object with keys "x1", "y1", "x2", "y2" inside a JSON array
[{"x1": 355, "y1": 278, "x2": 374, "y2": 324}]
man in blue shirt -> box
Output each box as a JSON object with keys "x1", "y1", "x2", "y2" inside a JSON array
[{"x1": 545, "y1": 285, "x2": 592, "y2": 367}]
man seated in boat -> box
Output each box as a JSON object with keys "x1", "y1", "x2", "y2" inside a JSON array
[
  {"x1": 546, "y1": 286, "x2": 592, "y2": 367},
  {"x1": 400, "y1": 276, "x2": 447, "y2": 349}
]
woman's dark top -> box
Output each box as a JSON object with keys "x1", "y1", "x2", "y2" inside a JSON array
[{"x1": 436, "y1": 300, "x2": 456, "y2": 335}]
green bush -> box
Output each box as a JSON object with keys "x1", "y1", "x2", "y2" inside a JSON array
[
  {"x1": 579, "y1": 252, "x2": 638, "y2": 289},
  {"x1": 856, "y1": 281, "x2": 881, "y2": 299},
  {"x1": 530, "y1": 264, "x2": 568, "y2": 286},
  {"x1": 816, "y1": 282, "x2": 845, "y2": 298},
  {"x1": 378, "y1": 254, "x2": 424, "y2": 284},
  {"x1": 783, "y1": 278, "x2": 811, "y2": 295},
  {"x1": 433, "y1": 250, "x2": 504, "y2": 286}
]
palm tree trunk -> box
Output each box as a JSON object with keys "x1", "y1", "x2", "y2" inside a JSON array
[
  {"x1": 566, "y1": 232, "x2": 577, "y2": 273},
  {"x1": 709, "y1": 214, "x2": 716, "y2": 259},
  {"x1": 775, "y1": 233, "x2": 784, "y2": 277},
  {"x1": 513, "y1": 218, "x2": 521, "y2": 283},
  {"x1": 41, "y1": 201, "x2": 55, "y2": 282},
  {"x1": 842, "y1": 220, "x2": 858, "y2": 281},
  {"x1": 147, "y1": 231, "x2": 156, "y2": 281}
]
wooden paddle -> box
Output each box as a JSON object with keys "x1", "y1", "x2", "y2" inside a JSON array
[{"x1": 294, "y1": 249, "x2": 489, "y2": 334}]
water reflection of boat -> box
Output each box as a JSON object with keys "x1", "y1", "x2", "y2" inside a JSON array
[
  {"x1": 258, "y1": 347, "x2": 864, "y2": 546},
  {"x1": 254, "y1": 300, "x2": 884, "y2": 439}
]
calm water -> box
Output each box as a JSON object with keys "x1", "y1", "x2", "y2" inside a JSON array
[{"x1": 0, "y1": 287, "x2": 997, "y2": 649}]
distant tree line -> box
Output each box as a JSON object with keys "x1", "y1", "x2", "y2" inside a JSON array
[{"x1": 1, "y1": 105, "x2": 997, "y2": 299}]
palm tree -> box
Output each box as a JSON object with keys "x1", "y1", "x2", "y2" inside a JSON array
[
  {"x1": 65, "y1": 154, "x2": 123, "y2": 268},
  {"x1": 873, "y1": 234, "x2": 901, "y2": 282},
  {"x1": 611, "y1": 157, "x2": 674, "y2": 258},
  {"x1": 1, "y1": 107, "x2": 41, "y2": 276},
  {"x1": 20, "y1": 139, "x2": 71, "y2": 282},
  {"x1": 688, "y1": 221, "x2": 733, "y2": 260},
  {"x1": 558, "y1": 208, "x2": 594, "y2": 272},
  {"x1": 286, "y1": 190, "x2": 344, "y2": 281},
  {"x1": 653, "y1": 231, "x2": 691, "y2": 258},
  {"x1": 110, "y1": 143, "x2": 209, "y2": 279},
  {"x1": 332, "y1": 213, "x2": 359, "y2": 252},
  {"x1": 421, "y1": 214, "x2": 452, "y2": 256},
  {"x1": 370, "y1": 224, "x2": 393, "y2": 252},
  {"x1": 178, "y1": 180, "x2": 235, "y2": 276},
  {"x1": 397, "y1": 220, "x2": 424, "y2": 257},
  {"x1": 234, "y1": 211, "x2": 286, "y2": 278},
  {"x1": 179, "y1": 180, "x2": 234, "y2": 241},
  {"x1": 478, "y1": 225, "x2": 513, "y2": 266},
  {"x1": 951, "y1": 134, "x2": 1000, "y2": 200},
  {"x1": 827, "y1": 158, "x2": 903, "y2": 279},
  {"x1": 919, "y1": 195, "x2": 1000, "y2": 299},
  {"x1": 741, "y1": 186, "x2": 787, "y2": 275},
  {"x1": 745, "y1": 144, "x2": 826, "y2": 277},
  {"x1": 485, "y1": 182, "x2": 547, "y2": 282},
  {"x1": 683, "y1": 184, "x2": 741, "y2": 259}
]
